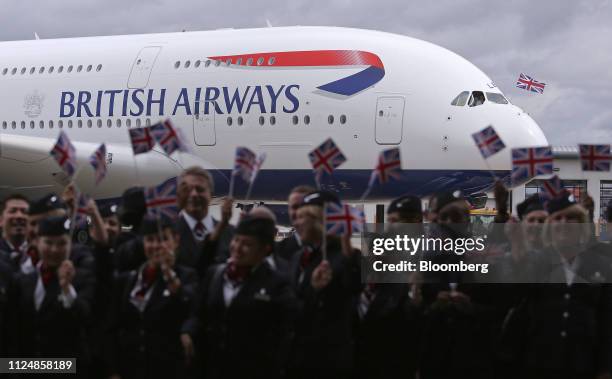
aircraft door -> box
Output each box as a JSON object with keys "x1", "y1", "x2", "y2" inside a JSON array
[
  {"x1": 375, "y1": 96, "x2": 405, "y2": 145},
  {"x1": 128, "y1": 46, "x2": 162, "y2": 89},
  {"x1": 193, "y1": 101, "x2": 217, "y2": 146}
]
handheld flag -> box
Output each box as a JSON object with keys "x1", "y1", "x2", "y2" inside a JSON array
[
  {"x1": 325, "y1": 202, "x2": 365, "y2": 236},
  {"x1": 144, "y1": 177, "x2": 179, "y2": 220},
  {"x1": 516, "y1": 73, "x2": 546, "y2": 94},
  {"x1": 74, "y1": 193, "x2": 90, "y2": 227},
  {"x1": 579, "y1": 144, "x2": 611, "y2": 172},
  {"x1": 472, "y1": 125, "x2": 505, "y2": 159},
  {"x1": 233, "y1": 147, "x2": 257, "y2": 182},
  {"x1": 89, "y1": 144, "x2": 107, "y2": 185},
  {"x1": 511, "y1": 146, "x2": 553, "y2": 185},
  {"x1": 251, "y1": 152, "x2": 266, "y2": 183},
  {"x1": 309, "y1": 138, "x2": 347, "y2": 182},
  {"x1": 540, "y1": 175, "x2": 563, "y2": 200},
  {"x1": 50, "y1": 131, "x2": 77, "y2": 177},
  {"x1": 151, "y1": 119, "x2": 187, "y2": 155},
  {"x1": 369, "y1": 148, "x2": 402, "y2": 186},
  {"x1": 129, "y1": 127, "x2": 155, "y2": 155}
]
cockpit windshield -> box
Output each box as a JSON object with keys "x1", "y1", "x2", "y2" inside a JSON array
[
  {"x1": 451, "y1": 91, "x2": 508, "y2": 107},
  {"x1": 468, "y1": 91, "x2": 485, "y2": 107},
  {"x1": 486, "y1": 92, "x2": 509, "y2": 104},
  {"x1": 450, "y1": 91, "x2": 470, "y2": 106}
]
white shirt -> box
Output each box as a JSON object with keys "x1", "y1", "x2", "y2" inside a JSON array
[
  {"x1": 181, "y1": 211, "x2": 214, "y2": 241},
  {"x1": 6, "y1": 241, "x2": 34, "y2": 274},
  {"x1": 129, "y1": 266, "x2": 157, "y2": 312},
  {"x1": 223, "y1": 277, "x2": 242, "y2": 307},
  {"x1": 561, "y1": 255, "x2": 580, "y2": 286},
  {"x1": 34, "y1": 262, "x2": 77, "y2": 311}
]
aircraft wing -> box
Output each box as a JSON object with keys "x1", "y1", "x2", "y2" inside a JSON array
[{"x1": 0, "y1": 133, "x2": 199, "y2": 199}]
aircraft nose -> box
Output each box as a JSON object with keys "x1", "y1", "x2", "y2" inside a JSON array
[{"x1": 482, "y1": 107, "x2": 549, "y2": 171}]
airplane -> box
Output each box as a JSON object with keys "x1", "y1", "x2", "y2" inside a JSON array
[{"x1": 0, "y1": 26, "x2": 548, "y2": 203}]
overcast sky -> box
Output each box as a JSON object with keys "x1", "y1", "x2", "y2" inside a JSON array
[{"x1": 1, "y1": 0, "x2": 610, "y2": 145}]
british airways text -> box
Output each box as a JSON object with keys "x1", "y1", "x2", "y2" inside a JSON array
[{"x1": 59, "y1": 85, "x2": 300, "y2": 118}]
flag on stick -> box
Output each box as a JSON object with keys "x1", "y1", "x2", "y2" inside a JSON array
[
  {"x1": 511, "y1": 146, "x2": 553, "y2": 185},
  {"x1": 325, "y1": 202, "x2": 365, "y2": 236},
  {"x1": 50, "y1": 131, "x2": 77, "y2": 177},
  {"x1": 89, "y1": 143, "x2": 107, "y2": 185},
  {"x1": 579, "y1": 144, "x2": 611, "y2": 172},
  {"x1": 151, "y1": 119, "x2": 187, "y2": 155},
  {"x1": 516, "y1": 73, "x2": 546, "y2": 94},
  {"x1": 472, "y1": 125, "x2": 505, "y2": 159},
  {"x1": 144, "y1": 177, "x2": 179, "y2": 220},
  {"x1": 129, "y1": 127, "x2": 155, "y2": 155},
  {"x1": 308, "y1": 138, "x2": 346, "y2": 184}
]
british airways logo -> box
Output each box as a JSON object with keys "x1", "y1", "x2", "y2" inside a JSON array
[
  {"x1": 209, "y1": 50, "x2": 385, "y2": 96},
  {"x1": 59, "y1": 50, "x2": 385, "y2": 118},
  {"x1": 60, "y1": 85, "x2": 300, "y2": 118}
]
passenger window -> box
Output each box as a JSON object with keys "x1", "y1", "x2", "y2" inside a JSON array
[
  {"x1": 451, "y1": 91, "x2": 470, "y2": 106},
  {"x1": 486, "y1": 92, "x2": 509, "y2": 104},
  {"x1": 468, "y1": 91, "x2": 485, "y2": 107}
]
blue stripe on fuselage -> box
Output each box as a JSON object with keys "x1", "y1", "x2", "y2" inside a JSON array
[{"x1": 208, "y1": 169, "x2": 510, "y2": 201}]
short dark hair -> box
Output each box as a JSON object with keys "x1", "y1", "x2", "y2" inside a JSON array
[{"x1": 1, "y1": 193, "x2": 29, "y2": 214}]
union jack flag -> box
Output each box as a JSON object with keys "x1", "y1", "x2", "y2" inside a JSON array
[
  {"x1": 472, "y1": 125, "x2": 506, "y2": 159},
  {"x1": 309, "y1": 138, "x2": 347, "y2": 181},
  {"x1": 369, "y1": 148, "x2": 402, "y2": 186},
  {"x1": 579, "y1": 144, "x2": 611, "y2": 172},
  {"x1": 233, "y1": 147, "x2": 257, "y2": 182},
  {"x1": 89, "y1": 144, "x2": 107, "y2": 185},
  {"x1": 511, "y1": 146, "x2": 553, "y2": 185},
  {"x1": 144, "y1": 177, "x2": 179, "y2": 220},
  {"x1": 150, "y1": 119, "x2": 187, "y2": 155},
  {"x1": 74, "y1": 193, "x2": 90, "y2": 227},
  {"x1": 516, "y1": 73, "x2": 546, "y2": 94},
  {"x1": 50, "y1": 131, "x2": 77, "y2": 177},
  {"x1": 540, "y1": 175, "x2": 563, "y2": 200},
  {"x1": 325, "y1": 202, "x2": 365, "y2": 236},
  {"x1": 250, "y1": 152, "x2": 267, "y2": 183},
  {"x1": 129, "y1": 127, "x2": 155, "y2": 155}
]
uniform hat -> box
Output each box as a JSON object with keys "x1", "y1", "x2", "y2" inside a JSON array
[
  {"x1": 118, "y1": 187, "x2": 146, "y2": 226},
  {"x1": 388, "y1": 195, "x2": 422, "y2": 215},
  {"x1": 236, "y1": 216, "x2": 276, "y2": 246},
  {"x1": 546, "y1": 190, "x2": 576, "y2": 215},
  {"x1": 38, "y1": 216, "x2": 71, "y2": 236},
  {"x1": 99, "y1": 203, "x2": 119, "y2": 219},
  {"x1": 431, "y1": 190, "x2": 463, "y2": 213},
  {"x1": 300, "y1": 190, "x2": 340, "y2": 207},
  {"x1": 29, "y1": 193, "x2": 65, "y2": 215},
  {"x1": 516, "y1": 194, "x2": 545, "y2": 220}
]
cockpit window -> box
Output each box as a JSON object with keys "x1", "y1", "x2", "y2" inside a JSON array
[
  {"x1": 486, "y1": 92, "x2": 508, "y2": 104},
  {"x1": 468, "y1": 91, "x2": 485, "y2": 107},
  {"x1": 451, "y1": 91, "x2": 470, "y2": 106}
]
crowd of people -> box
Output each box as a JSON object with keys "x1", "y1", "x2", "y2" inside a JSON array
[{"x1": 1, "y1": 166, "x2": 612, "y2": 379}]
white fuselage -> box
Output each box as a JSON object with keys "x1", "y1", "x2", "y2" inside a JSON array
[{"x1": 0, "y1": 26, "x2": 547, "y2": 200}]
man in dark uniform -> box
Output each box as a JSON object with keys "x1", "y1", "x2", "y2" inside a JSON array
[
  {"x1": 176, "y1": 166, "x2": 234, "y2": 274},
  {"x1": 286, "y1": 191, "x2": 361, "y2": 379},
  {"x1": 419, "y1": 191, "x2": 510, "y2": 379},
  {"x1": 106, "y1": 215, "x2": 197, "y2": 379},
  {"x1": 0, "y1": 193, "x2": 29, "y2": 269},
  {"x1": 276, "y1": 185, "x2": 316, "y2": 261},
  {"x1": 182, "y1": 215, "x2": 297, "y2": 379},
  {"x1": 353, "y1": 195, "x2": 423, "y2": 379},
  {"x1": 7, "y1": 216, "x2": 95, "y2": 377}
]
